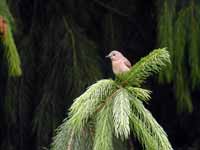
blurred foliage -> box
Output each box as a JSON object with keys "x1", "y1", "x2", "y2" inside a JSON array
[
  {"x1": 158, "y1": 0, "x2": 200, "y2": 113},
  {"x1": 0, "y1": 0, "x2": 21, "y2": 76},
  {"x1": 2, "y1": 27, "x2": 22, "y2": 76},
  {"x1": 0, "y1": 0, "x2": 14, "y2": 28}
]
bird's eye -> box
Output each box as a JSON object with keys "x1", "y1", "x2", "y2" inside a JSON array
[{"x1": 113, "y1": 53, "x2": 116, "y2": 56}]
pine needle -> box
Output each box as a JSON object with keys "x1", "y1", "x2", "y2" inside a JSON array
[
  {"x1": 113, "y1": 88, "x2": 131, "y2": 139},
  {"x1": 130, "y1": 95, "x2": 173, "y2": 150},
  {"x1": 68, "y1": 79, "x2": 117, "y2": 132},
  {"x1": 130, "y1": 113, "x2": 158, "y2": 150},
  {"x1": 127, "y1": 87, "x2": 151, "y2": 103},
  {"x1": 93, "y1": 101, "x2": 114, "y2": 150}
]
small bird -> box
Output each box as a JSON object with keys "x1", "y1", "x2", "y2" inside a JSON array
[
  {"x1": 0, "y1": 16, "x2": 8, "y2": 38},
  {"x1": 106, "y1": 50, "x2": 132, "y2": 74}
]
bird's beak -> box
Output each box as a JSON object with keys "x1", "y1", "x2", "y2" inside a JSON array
[{"x1": 105, "y1": 54, "x2": 111, "y2": 58}]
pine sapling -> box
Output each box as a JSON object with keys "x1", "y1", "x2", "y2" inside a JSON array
[{"x1": 51, "y1": 48, "x2": 173, "y2": 150}]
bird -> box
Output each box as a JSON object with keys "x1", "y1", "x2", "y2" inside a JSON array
[
  {"x1": 106, "y1": 50, "x2": 132, "y2": 74},
  {"x1": 0, "y1": 16, "x2": 8, "y2": 38}
]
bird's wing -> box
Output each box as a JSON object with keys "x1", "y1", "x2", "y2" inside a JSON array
[{"x1": 123, "y1": 57, "x2": 132, "y2": 68}]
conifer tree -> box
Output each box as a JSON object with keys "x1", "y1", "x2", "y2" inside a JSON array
[{"x1": 51, "y1": 48, "x2": 173, "y2": 150}]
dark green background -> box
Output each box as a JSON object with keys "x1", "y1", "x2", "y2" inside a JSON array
[{"x1": 1, "y1": 0, "x2": 200, "y2": 149}]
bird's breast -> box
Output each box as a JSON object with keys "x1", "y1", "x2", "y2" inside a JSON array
[{"x1": 112, "y1": 60, "x2": 130, "y2": 74}]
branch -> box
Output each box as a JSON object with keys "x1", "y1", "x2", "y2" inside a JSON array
[
  {"x1": 67, "y1": 130, "x2": 75, "y2": 150},
  {"x1": 93, "y1": 0, "x2": 129, "y2": 17},
  {"x1": 95, "y1": 88, "x2": 121, "y2": 112}
]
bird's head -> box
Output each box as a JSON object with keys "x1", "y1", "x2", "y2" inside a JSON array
[{"x1": 106, "y1": 50, "x2": 124, "y2": 61}]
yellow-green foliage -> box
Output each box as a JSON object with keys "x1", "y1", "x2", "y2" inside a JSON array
[
  {"x1": 51, "y1": 48, "x2": 173, "y2": 150},
  {"x1": 2, "y1": 28, "x2": 22, "y2": 76},
  {"x1": 0, "y1": 0, "x2": 22, "y2": 76}
]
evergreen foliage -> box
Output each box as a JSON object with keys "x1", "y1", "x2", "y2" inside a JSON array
[
  {"x1": 93, "y1": 102, "x2": 114, "y2": 150},
  {"x1": 2, "y1": 27, "x2": 22, "y2": 76},
  {"x1": 130, "y1": 97, "x2": 172, "y2": 150},
  {"x1": 117, "y1": 48, "x2": 170, "y2": 87},
  {"x1": 157, "y1": 0, "x2": 174, "y2": 83},
  {"x1": 63, "y1": 17, "x2": 102, "y2": 95},
  {"x1": 31, "y1": 13, "x2": 102, "y2": 149},
  {"x1": 0, "y1": 0, "x2": 14, "y2": 28},
  {"x1": 51, "y1": 48, "x2": 172, "y2": 150},
  {"x1": 157, "y1": 0, "x2": 200, "y2": 112},
  {"x1": 113, "y1": 88, "x2": 130, "y2": 139},
  {"x1": 0, "y1": 0, "x2": 21, "y2": 76},
  {"x1": 2, "y1": 0, "x2": 199, "y2": 150}
]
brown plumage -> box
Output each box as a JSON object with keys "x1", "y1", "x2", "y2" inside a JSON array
[
  {"x1": 0, "y1": 16, "x2": 8, "y2": 38},
  {"x1": 106, "y1": 50, "x2": 132, "y2": 74}
]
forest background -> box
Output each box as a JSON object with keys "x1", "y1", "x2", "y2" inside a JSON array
[{"x1": 1, "y1": 0, "x2": 200, "y2": 150}]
